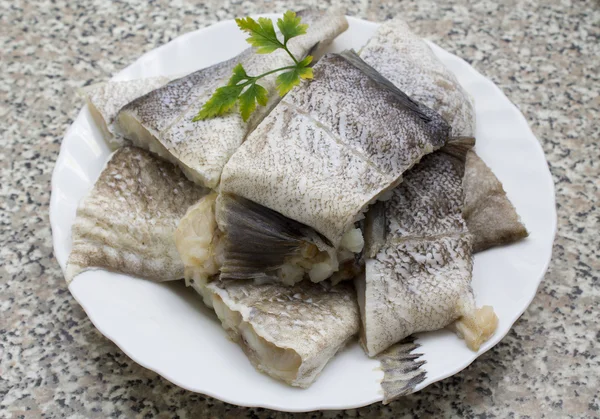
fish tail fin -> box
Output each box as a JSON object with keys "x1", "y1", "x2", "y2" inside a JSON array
[
  {"x1": 216, "y1": 194, "x2": 333, "y2": 283},
  {"x1": 443, "y1": 136, "x2": 476, "y2": 162}
]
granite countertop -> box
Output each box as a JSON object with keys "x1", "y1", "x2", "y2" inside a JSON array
[{"x1": 2, "y1": 0, "x2": 598, "y2": 417}]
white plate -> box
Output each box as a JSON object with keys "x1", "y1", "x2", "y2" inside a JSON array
[{"x1": 50, "y1": 15, "x2": 556, "y2": 412}]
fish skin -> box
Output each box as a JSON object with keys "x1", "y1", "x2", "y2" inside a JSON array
[
  {"x1": 220, "y1": 51, "x2": 450, "y2": 248},
  {"x1": 360, "y1": 19, "x2": 475, "y2": 138},
  {"x1": 116, "y1": 10, "x2": 349, "y2": 189},
  {"x1": 205, "y1": 279, "x2": 360, "y2": 388},
  {"x1": 358, "y1": 141, "x2": 483, "y2": 357},
  {"x1": 66, "y1": 146, "x2": 208, "y2": 283},
  {"x1": 463, "y1": 150, "x2": 529, "y2": 252},
  {"x1": 81, "y1": 77, "x2": 170, "y2": 148},
  {"x1": 360, "y1": 19, "x2": 527, "y2": 252}
]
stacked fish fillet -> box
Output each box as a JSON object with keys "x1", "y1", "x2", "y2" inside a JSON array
[{"x1": 67, "y1": 11, "x2": 528, "y2": 401}]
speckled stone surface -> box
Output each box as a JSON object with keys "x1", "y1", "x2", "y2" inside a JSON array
[{"x1": 1, "y1": 0, "x2": 598, "y2": 417}]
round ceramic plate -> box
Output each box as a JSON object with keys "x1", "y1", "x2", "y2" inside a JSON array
[{"x1": 50, "y1": 15, "x2": 556, "y2": 412}]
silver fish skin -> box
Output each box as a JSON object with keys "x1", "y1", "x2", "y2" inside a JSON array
[
  {"x1": 205, "y1": 279, "x2": 360, "y2": 388},
  {"x1": 116, "y1": 10, "x2": 349, "y2": 189},
  {"x1": 66, "y1": 146, "x2": 208, "y2": 283},
  {"x1": 81, "y1": 77, "x2": 170, "y2": 148},
  {"x1": 360, "y1": 19, "x2": 475, "y2": 138},
  {"x1": 220, "y1": 51, "x2": 450, "y2": 250},
  {"x1": 360, "y1": 19, "x2": 527, "y2": 252},
  {"x1": 358, "y1": 139, "x2": 498, "y2": 357}
]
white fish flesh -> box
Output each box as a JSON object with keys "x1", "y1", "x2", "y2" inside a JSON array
[
  {"x1": 115, "y1": 10, "x2": 349, "y2": 189},
  {"x1": 204, "y1": 279, "x2": 360, "y2": 388},
  {"x1": 66, "y1": 146, "x2": 208, "y2": 283}
]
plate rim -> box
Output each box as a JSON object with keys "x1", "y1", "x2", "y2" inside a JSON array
[{"x1": 50, "y1": 15, "x2": 557, "y2": 412}]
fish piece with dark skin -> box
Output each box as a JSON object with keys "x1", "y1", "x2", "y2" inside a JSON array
[
  {"x1": 115, "y1": 10, "x2": 349, "y2": 189},
  {"x1": 215, "y1": 51, "x2": 450, "y2": 284},
  {"x1": 66, "y1": 146, "x2": 208, "y2": 283},
  {"x1": 360, "y1": 19, "x2": 527, "y2": 252},
  {"x1": 81, "y1": 77, "x2": 170, "y2": 149},
  {"x1": 357, "y1": 138, "x2": 498, "y2": 357}
]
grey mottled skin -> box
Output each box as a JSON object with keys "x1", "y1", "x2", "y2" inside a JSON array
[
  {"x1": 81, "y1": 77, "x2": 169, "y2": 148},
  {"x1": 220, "y1": 52, "x2": 450, "y2": 248},
  {"x1": 358, "y1": 145, "x2": 476, "y2": 357},
  {"x1": 360, "y1": 20, "x2": 527, "y2": 253},
  {"x1": 206, "y1": 279, "x2": 359, "y2": 388},
  {"x1": 361, "y1": 19, "x2": 475, "y2": 138},
  {"x1": 66, "y1": 146, "x2": 208, "y2": 283},
  {"x1": 116, "y1": 10, "x2": 349, "y2": 189},
  {"x1": 463, "y1": 150, "x2": 529, "y2": 252}
]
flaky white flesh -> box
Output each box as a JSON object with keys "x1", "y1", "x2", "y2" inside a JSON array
[
  {"x1": 116, "y1": 10, "x2": 349, "y2": 189},
  {"x1": 175, "y1": 193, "x2": 223, "y2": 287},
  {"x1": 66, "y1": 146, "x2": 208, "y2": 283},
  {"x1": 81, "y1": 77, "x2": 169, "y2": 148},
  {"x1": 204, "y1": 280, "x2": 360, "y2": 388}
]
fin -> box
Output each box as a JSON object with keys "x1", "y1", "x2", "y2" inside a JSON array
[
  {"x1": 377, "y1": 337, "x2": 427, "y2": 404},
  {"x1": 216, "y1": 194, "x2": 336, "y2": 284},
  {"x1": 338, "y1": 50, "x2": 434, "y2": 124},
  {"x1": 363, "y1": 200, "x2": 386, "y2": 258},
  {"x1": 463, "y1": 151, "x2": 529, "y2": 252}
]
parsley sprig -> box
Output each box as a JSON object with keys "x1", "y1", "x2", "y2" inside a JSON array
[{"x1": 192, "y1": 11, "x2": 313, "y2": 122}]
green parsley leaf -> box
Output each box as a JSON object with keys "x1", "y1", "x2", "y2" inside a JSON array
[
  {"x1": 227, "y1": 63, "x2": 249, "y2": 86},
  {"x1": 193, "y1": 11, "x2": 313, "y2": 122},
  {"x1": 275, "y1": 56, "x2": 313, "y2": 96},
  {"x1": 236, "y1": 16, "x2": 282, "y2": 54},
  {"x1": 192, "y1": 84, "x2": 243, "y2": 121},
  {"x1": 239, "y1": 83, "x2": 269, "y2": 121},
  {"x1": 277, "y1": 11, "x2": 308, "y2": 44}
]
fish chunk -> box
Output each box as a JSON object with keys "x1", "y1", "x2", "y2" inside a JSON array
[
  {"x1": 204, "y1": 279, "x2": 360, "y2": 388},
  {"x1": 66, "y1": 146, "x2": 208, "y2": 283},
  {"x1": 463, "y1": 150, "x2": 528, "y2": 252},
  {"x1": 116, "y1": 10, "x2": 349, "y2": 189},
  {"x1": 360, "y1": 19, "x2": 475, "y2": 138},
  {"x1": 358, "y1": 138, "x2": 498, "y2": 357},
  {"x1": 217, "y1": 51, "x2": 450, "y2": 283},
  {"x1": 360, "y1": 19, "x2": 526, "y2": 251},
  {"x1": 81, "y1": 77, "x2": 169, "y2": 148}
]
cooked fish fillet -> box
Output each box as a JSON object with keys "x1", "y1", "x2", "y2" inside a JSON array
[
  {"x1": 81, "y1": 77, "x2": 170, "y2": 148},
  {"x1": 463, "y1": 150, "x2": 528, "y2": 252},
  {"x1": 217, "y1": 51, "x2": 450, "y2": 282},
  {"x1": 360, "y1": 19, "x2": 527, "y2": 252},
  {"x1": 66, "y1": 146, "x2": 208, "y2": 283},
  {"x1": 358, "y1": 138, "x2": 498, "y2": 357},
  {"x1": 204, "y1": 279, "x2": 360, "y2": 388},
  {"x1": 360, "y1": 19, "x2": 475, "y2": 138},
  {"x1": 115, "y1": 10, "x2": 349, "y2": 189}
]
